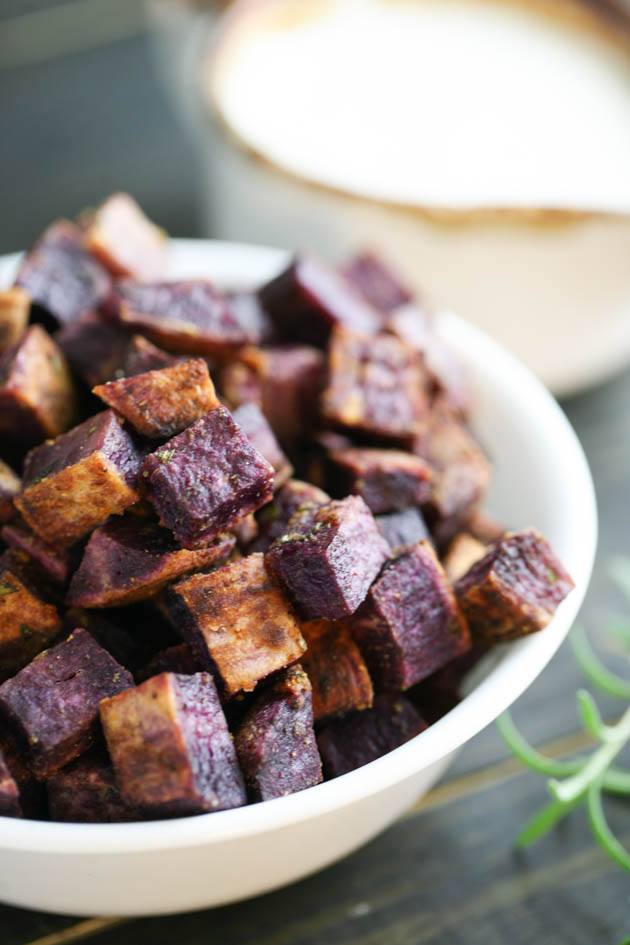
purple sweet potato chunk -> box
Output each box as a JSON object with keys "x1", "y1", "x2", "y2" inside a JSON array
[
  {"x1": 0, "y1": 628, "x2": 133, "y2": 778},
  {"x1": 17, "y1": 410, "x2": 141, "y2": 547},
  {"x1": 410, "y1": 645, "x2": 488, "y2": 724},
  {"x1": 317, "y1": 694, "x2": 427, "y2": 778},
  {"x1": 225, "y1": 291, "x2": 275, "y2": 345},
  {"x1": 266, "y1": 496, "x2": 389, "y2": 620},
  {"x1": 46, "y1": 751, "x2": 139, "y2": 823},
  {"x1": 14, "y1": 219, "x2": 110, "y2": 327},
  {"x1": 57, "y1": 313, "x2": 177, "y2": 388},
  {"x1": 101, "y1": 672, "x2": 247, "y2": 817},
  {"x1": 251, "y1": 479, "x2": 330, "y2": 553},
  {"x1": 232, "y1": 402, "x2": 293, "y2": 490},
  {"x1": 328, "y1": 446, "x2": 433, "y2": 514},
  {"x1": 104, "y1": 280, "x2": 250, "y2": 357},
  {"x1": 341, "y1": 252, "x2": 414, "y2": 314},
  {"x1": 454, "y1": 529, "x2": 574, "y2": 642},
  {"x1": 142, "y1": 406, "x2": 274, "y2": 548},
  {"x1": 0, "y1": 460, "x2": 20, "y2": 524},
  {"x1": 220, "y1": 344, "x2": 325, "y2": 445},
  {"x1": 0, "y1": 287, "x2": 29, "y2": 353},
  {"x1": 350, "y1": 540, "x2": 471, "y2": 690},
  {"x1": 138, "y1": 643, "x2": 201, "y2": 683},
  {"x1": 0, "y1": 562, "x2": 61, "y2": 682},
  {"x1": 301, "y1": 620, "x2": 373, "y2": 723},
  {"x1": 84, "y1": 192, "x2": 167, "y2": 282},
  {"x1": 1, "y1": 519, "x2": 74, "y2": 585},
  {"x1": 67, "y1": 517, "x2": 235, "y2": 608},
  {"x1": 0, "y1": 731, "x2": 44, "y2": 818},
  {"x1": 375, "y1": 507, "x2": 430, "y2": 556},
  {"x1": 322, "y1": 329, "x2": 431, "y2": 441},
  {"x1": 64, "y1": 608, "x2": 140, "y2": 672},
  {"x1": 235, "y1": 665, "x2": 322, "y2": 801},
  {"x1": 259, "y1": 255, "x2": 381, "y2": 347}
]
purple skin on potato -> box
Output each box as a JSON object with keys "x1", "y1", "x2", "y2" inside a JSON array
[
  {"x1": 141, "y1": 406, "x2": 274, "y2": 548},
  {"x1": 46, "y1": 751, "x2": 139, "y2": 823},
  {"x1": 265, "y1": 495, "x2": 389, "y2": 620},
  {"x1": 251, "y1": 479, "x2": 331, "y2": 553},
  {"x1": 341, "y1": 252, "x2": 414, "y2": 314},
  {"x1": 225, "y1": 291, "x2": 276, "y2": 345},
  {"x1": 67, "y1": 517, "x2": 236, "y2": 608},
  {"x1": 101, "y1": 672, "x2": 247, "y2": 817},
  {"x1": 235, "y1": 665, "x2": 322, "y2": 801},
  {"x1": 259, "y1": 255, "x2": 382, "y2": 347},
  {"x1": 103, "y1": 280, "x2": 251, "y2": 356},
  {"x1": 0, "y1": 628, "x2": 134, "y2": 778},
  {"x1": 351, "y1": 540, "x2": 471, "y2": 690},
  {"x1": 327, "y1": 446, "x2": 433, "y2": 514},
  {"x1": 375, "y1": 507, "x2": 430, "y2": 556},
  {"x1": 232, "y1": 402, "x2": 293, "y2": 490},
  {"x1": 454, "y1": 528, "x2": 575, "y2": 642},
  {"x1": 317, "y1": 694, "x2": 427, "y2": 778},
  {"x1": 2, "y1": 519, "x2": 74, "y2": 586},
  {"x1": 14, "y1": 219, "x2": 111, "y2": 328}
]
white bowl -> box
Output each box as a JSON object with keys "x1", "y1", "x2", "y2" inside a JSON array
[{"x1": 0, "y1": 239, "x2": 597, "y2": 917}]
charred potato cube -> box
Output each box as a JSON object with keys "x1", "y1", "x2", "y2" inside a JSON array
[
  {"x1": 101, "y1": 672, "x2": 247, "y2": 816},
  {"x1": 0, "y1": 460, "x2": 20, "y2": 524},
  {"x1": 322, "y1": 329, "x2": 430, "y2": 440},
  {"x1": 454, "y1": 529, "x2": 574, "y2": 642},
  {"x1": 301, "y1": 620, "x2": 373, "y2": 723},
  {"x1": 0, "y1": 287, "x2": 29, "y2": 353},
  {"x1": 14, "y1": 219, "x2": 110, "y2": 327},
  {"x1": 251, "y1": 478, "x2": 330, "y2": 553},
  {"x1": 351, "y1": 540, "x2": 470, "y2": 690},
  {"x1": 84, "y1": 192, "x2": 167, "y2": 281},
  {"x1": 375, "y1": 507, "x2": 430, "y2": 556},
  {"x1": 104, "y1": 279, "x2": 250, "y2": 357},
  {"x1": 235, "y1": 665, "x2": 322, "y2": 801},
  {"x1": 266, "y1": 496, "x2": 389, "y2": 621},
  {"x1": 0, "y1": 566, "x2": 61, "y2": 682},
  {"x1": 317, "y1": 694, "x2": 427, "y2": 778},
  {"x1": 16, "y1": 410, "x2": 141, "y2": 547},
  {"x1": 341, "y1": 252, "x2": 414, "y2": 314},
  {"x1": 0, "y1": 629, "x2": 133, "y2": 778},
  {"x1": 93, "y1": 358, "x2": 219, "y2": 439},
  {"x1": 67, "y1": 517, "x2": 235, "y2": 608},
  {"x1": 46, "y1": 751, "x2": 138, "y2": 823},
  {"x1": 259, "y1": 254, "x2": 381, "y2": 347},
  {"x1": 170, "y1": 553, "x2": 306, "y2": 697},
  {"x1": 141, "y1": 406, "x2": 274, "y2": 548},
  {"x1": 0, "y1": 325, "x2": 78, "y2": 445},
  {"x1": 328, "y1": 446, "x2": 433, "y2": 514},
  {"x1": 232, "y1": 401, "x2": 293, "y2": 489}
]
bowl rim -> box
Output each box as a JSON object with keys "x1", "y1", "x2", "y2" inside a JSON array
[{"x1": 0, "y1": 238, "x2": 597, "y2": 855}]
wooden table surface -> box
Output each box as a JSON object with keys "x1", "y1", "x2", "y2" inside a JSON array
[{"x1": 1, "y1": 8, "x2": 630, "y2": 944}]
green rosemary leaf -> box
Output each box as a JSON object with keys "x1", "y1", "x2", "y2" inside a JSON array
[
  {"x1": 571, "y1": 624, "x2": 630, "y2": 700},
  {"x1": 586, "y1": 780, "x2": 630, "y2": 872},
  {"x1": 516, "y1": 798, "x2": 573, "y2": 847},
  {"x1": 549, "y1": 706, "x2": 630, "y2": 805},
  {"x1": 496, "y1": 711, "x2": 584, "y2": 778},
  {"x1": 576, "y1": 690, "x2": 615, "y2": 743}
]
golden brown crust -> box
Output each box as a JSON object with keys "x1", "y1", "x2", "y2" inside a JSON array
[
  {"x1": 0, "y1": 570, "x2": 61, "y2": 681},
  {"x1": 0, "y1": 288, "x2": 30, "y2": 353},
  {"x1": 301, "y1": 619, "x2": 373, "y2": 722},
  {"x1": 442, "y1": 533, "x2": 487, "y2": 583}
]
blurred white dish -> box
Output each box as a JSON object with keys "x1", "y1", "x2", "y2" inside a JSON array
[{"x1": 0, "y1": 239, "x2": 597, "y2": 917}]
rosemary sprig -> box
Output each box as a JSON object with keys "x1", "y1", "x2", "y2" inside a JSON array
[{"x1": 497, "y1": 559, "x2": 630, "y2": 872}]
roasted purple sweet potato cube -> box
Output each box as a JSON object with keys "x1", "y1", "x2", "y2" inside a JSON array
[
  {"x1": 328, "y1": 446, "x2": 433, "y2": 514},
  {"x1": 64, "y1": 608, "x2": 140, "y2": 671},
  {"x1": 417, "y1": 401, "x2": 491, "y2": 545},
  {"x1": 170, "y1": 553, "x2": 306, "y2": 697},
  {"x1": 67, "y1": 517, "x2": 235, "y2": 608},
  {"x1": 46, "y1": 751, "x2": 138, "y2": 823},
  {"x1": 251, "y1": 479, "x2": 330, "y2": 553},
  {"x1": 0, "y1": 731, "x2": 44, "y2": 818},
  {"x1": 375, "y1": 507, "x2": 430, "y2": 556},
  {"x1": 0, "y1": 629, "x2": 133, "y2": 778},
  {"x1": 231, "y1": 512, "x2": 259, "y2": 549},
  {"x1": 0, "y1": 460, "x2": 20, "y2": 524},
  {"x1": 119, "y1": 335, "x2": 178, "y2": 379},
  {"x1": 266, "y1": 496, "x2": 389, "y2": 621},
  {"x1": 221, "y1": 344, "x2": 325, "y2": 445},
  {"x1": 138, "y1": 643, "x2": 201, "y2": 682},
  {"x1": 259, "y1": 255, "x2": 381, "y2": 347},
  {"x1": 104, "y1": 280, "x2": 250, "y2": 357},
  {"x1": 141, "y1": 406, "x2": 274, "y2": 548},
  {"x1": 14, "y1": 219, "x2": 110, "y2": 327},
  {"x1": 350, "y1": 540, "x2": 471, "y2": 690},
  {"x1": 235, "y1": 665, "x2": 322, "y2": 801},
  {"x1": 1, "y1": 519, "x2": 74, "y2": 586},
  {"x1": 0, "y1": 326, "x2": 78, "y2": 445},
  {"x1": 421, "y1": 332, "x2": 473, "y2": 416},
  {"x1": 226, "y1": 291, "x2": 275, "y2": 345},
  {"x1": 322, "y1": 329, "x2": 430, "y2": 441},
  {"x1": 317, "y1": 694, "x2": 427, "y2": 778},
  {"x1": 0, "y1": 288, "x2": 29, "y2": 353},
  {"x1": 84, "y1": 192, "x2": 168, "y2": 281},
  {"x1": 101, "y1": 672, "x2": 246, "y2": 816},
  {"x1": 341, "y1": 252, "x2": 414, "y2": 314},
  {"x1": 410, "y1": 645, "x2": 488, "y2": 724},
  {"x1": 93, "y1": 358, "x2": 219, "y2": 439},
  {"x1": 233, "y1": 402, "x2": 293, "y2": 489},
  {"x1": 466, "y1": 510, "x2": 506, "y2": 545},
  {"x1": 442, "y1": 532, "x2": 487, "y2": 584},
  {"x1": 16, "y1": 410, "x2": 141, "y2": 547},
  {"x1": 0, "y1": 566, "x2": 61, "y2": 682},
  {"x1": 301, "y1": 620, "x2": 373, "y2": 723},
  {"x1": 454, "y1": 529, "x2": 574, "y2": 642}
]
